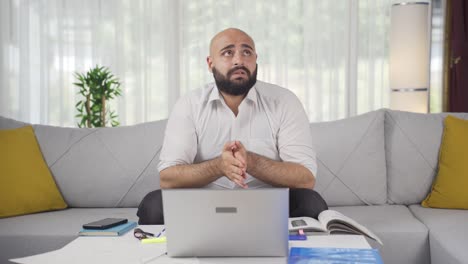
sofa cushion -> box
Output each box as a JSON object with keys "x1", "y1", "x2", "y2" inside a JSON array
[
  {"x1": 0, "y1": 126, "x2": 67, "y2": 218},
  {"x1": 332, "y1": 205, "x2": 430, "y2": 264},
  {"x1": 422, "y1": 115, "x2": 468, "y2": 209},
  {"x1": 410, "y1": 204, "x2": 468, "y2": 264},
  {"x1": 385, "y1": 110, "x2": 468, "y2": 205},
  {"x1": 0, "y1": 208, "x2": 138, "y2": 261},
  {"x1": 310, "y1": 109, "x2": 386, "y2": 206},
  {"x1": 0, "y1": 116, "x2": 27, "y2": 129},
  {"x1": 31, "y1": 120, "x2": 167, "y2": 208}
]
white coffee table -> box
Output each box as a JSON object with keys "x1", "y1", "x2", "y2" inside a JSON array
[{"x1": 10, "y1": 225, "x2": 373, "y2": 264}]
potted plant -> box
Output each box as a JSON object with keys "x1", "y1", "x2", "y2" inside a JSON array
[{"x1": 73, "y1": 65, "x2": 122, "y2": 128}]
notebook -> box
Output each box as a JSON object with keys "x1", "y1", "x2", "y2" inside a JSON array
[
  {"x1": 78, "y1": 221, "x2": 137, "y2": 236},
  {"x1": 162, "y1": 189, "x2": 289, "y2": 257}
]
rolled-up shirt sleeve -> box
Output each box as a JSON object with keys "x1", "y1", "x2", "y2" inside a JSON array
[
  {"x1": 277, "y1": 92, "x2": 317, "y2": 178},
  {"x1": 158, "y1": 96, "x2": 197, "y2": 173}
]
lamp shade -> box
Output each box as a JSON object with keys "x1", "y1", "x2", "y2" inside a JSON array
[{"x1": 389, "y1": 2, "x2": 430, "y2": 113}]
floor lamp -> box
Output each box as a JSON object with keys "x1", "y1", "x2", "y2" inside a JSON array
[{"x1": 390, "y1": 2, "x2": 431, "y2": 113}]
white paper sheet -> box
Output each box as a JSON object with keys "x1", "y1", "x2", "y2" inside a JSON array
[{"x1": 11, "y1": 226, "x2": 168, "y2": 264}]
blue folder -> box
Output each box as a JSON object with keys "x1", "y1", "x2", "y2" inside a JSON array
[{"x1": 289, "y1": 247, "x2": 384, "y2": 264}]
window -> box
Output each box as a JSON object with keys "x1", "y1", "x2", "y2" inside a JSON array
[{"x1": 0, "y1": 0, "x2": 440, "y2": 126}]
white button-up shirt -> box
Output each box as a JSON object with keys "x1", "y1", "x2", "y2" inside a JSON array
[{"x1": 158, "y1": 80, "x2": 317, "y2": 189}]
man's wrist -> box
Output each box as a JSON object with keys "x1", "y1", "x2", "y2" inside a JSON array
[
  {"x1": 212, "y1": 156, "x2": 223, "y2": 176},
  {"x1": 246, "y1": 151, "x2": 256, "y2": 174}
]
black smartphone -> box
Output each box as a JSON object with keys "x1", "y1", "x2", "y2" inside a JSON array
[{"x1": 82, "y1": 218, "x2": 128, "y2": 230}]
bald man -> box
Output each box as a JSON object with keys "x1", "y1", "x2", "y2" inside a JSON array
[{"x1": 137, "y1": 28, "x2": 328, "y2": 224}]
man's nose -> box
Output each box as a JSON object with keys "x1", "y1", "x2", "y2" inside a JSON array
[{"x1": 232, "y1": 51, "x2": 244, "y2": 66}]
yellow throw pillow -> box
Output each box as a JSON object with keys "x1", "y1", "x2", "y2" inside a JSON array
[
  {"x1": 422, "y1": 115, "x2": 468, "y2": 209},
  {"x1": 0, "y1": 126, "x2": 67, "y2": 218}
]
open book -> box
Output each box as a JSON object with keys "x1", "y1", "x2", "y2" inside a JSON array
[{"x1": 289, "y1": 210, "x2": 383, "y2": 245}]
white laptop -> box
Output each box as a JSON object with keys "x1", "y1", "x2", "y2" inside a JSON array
[{"x1": 162, "y1": 188, "x2": 289, "y2": 257}]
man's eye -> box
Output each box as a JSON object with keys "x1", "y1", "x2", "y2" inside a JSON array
[
  {"x1": 243, "y1": 50, "x2": 252, "y2": 56},
  {"x1": 222, "y1": 50, "x2": 233, "y2": 56}
]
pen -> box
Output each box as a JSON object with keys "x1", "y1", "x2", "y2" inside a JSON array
[
  {"x1": 156, "y1": 228, "x2": 165, "y2": 238},
  {"x1": 141, "y1": 228, "x2": 166, "y2": 244}
]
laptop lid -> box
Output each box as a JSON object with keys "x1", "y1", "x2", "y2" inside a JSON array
[{"x1": 162, "y1": 189, "x2": 289, "y2": 257}]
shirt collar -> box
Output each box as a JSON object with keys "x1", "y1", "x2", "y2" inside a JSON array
[
  {"x1": 208, "y1": 84, "x2": 222, "y2": 103},
  {"x1": 208, "y1": 82, "x2": 258, "y2": 105},
  {"x1": 244, "y1": 83, "x2": 258, "y2": 105}
]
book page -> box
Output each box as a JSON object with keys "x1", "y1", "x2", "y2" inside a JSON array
[
  {"x1": 288, "y1": 216, "x2": 327, "y2": 232},
  {"x1": 318, "y1": 210, "x2": 383, "y2": 245}
]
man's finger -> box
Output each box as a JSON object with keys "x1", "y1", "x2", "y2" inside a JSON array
[
  {"x1": 228, "y1": 155, "x2": 245, "y2": 168},
  {"x1": 235, "y1": 141, "x2": 247, "y2": 153},
  {"x1": 230, "y1": 165, "x2": 244, "y2": 177},
  {"x1": 241, "y1": 171, "x2": 247, "y2": 179},
  {"x1": 229, "y1": 141, "x2": 237, "y2": 151},
  {"x1": 233, "y1": 178, "x2": 248, "y2": 189},
  {"x1": 223, "y1": 141, "x2": 235, "y2": 151},
  {"x1": 234, "y1": 153, "x2": 246, "y2": 165},
  {"x1": 228, "y1": 167, "x2": 246, "y2": 184},
  {"x1": 235, "y1": 140, "x2": 245, "y2": 149}
]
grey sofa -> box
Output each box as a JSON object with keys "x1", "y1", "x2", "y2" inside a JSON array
[{"x1": 1, "y1": 109, "x2": 467, "y2": 264}]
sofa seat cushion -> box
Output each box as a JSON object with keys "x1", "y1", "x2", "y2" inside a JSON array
[
  {"x1": 0, "y1": 208, "x2": 137, "y2": 262},
  {"x1": 331, "y1": 205, "x2": 429, "y2": 264},
  {"x1": 410, "y1": 204, "x2": 468, "y2": 264}
]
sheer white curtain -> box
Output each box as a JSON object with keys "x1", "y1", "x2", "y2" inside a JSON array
[{"x1": 0, "y1": 0, "x2": 392, "y2": 126}]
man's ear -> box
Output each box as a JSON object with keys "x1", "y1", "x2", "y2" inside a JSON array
[{"x1": 206, "y1": 56, "x2": 213, "y2": 73}]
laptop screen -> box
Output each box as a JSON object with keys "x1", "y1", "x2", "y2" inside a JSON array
[{"x1": 162, "y1": 188, "x2": 289, "y2": 257}]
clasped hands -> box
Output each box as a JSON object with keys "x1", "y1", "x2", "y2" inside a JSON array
[{"x1": 219, "y1": 140, "x2": 249, "y2": 188}]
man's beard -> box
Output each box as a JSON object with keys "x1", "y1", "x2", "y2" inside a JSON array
[{"x1": 212, "y1": 65, "x2": 257, "y2": 96}]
